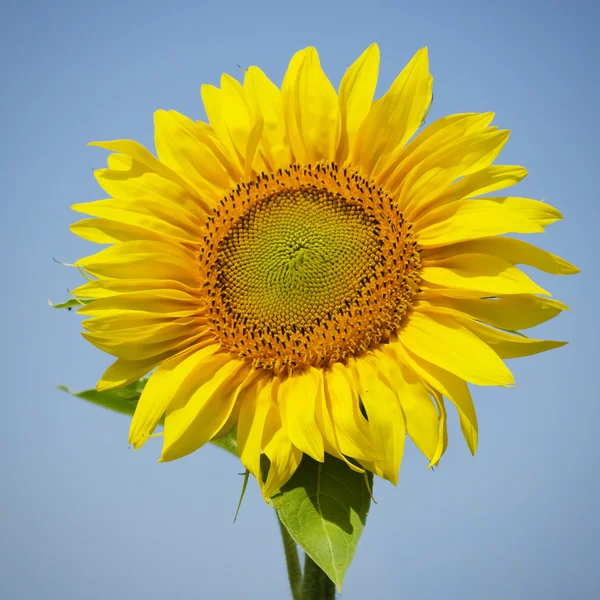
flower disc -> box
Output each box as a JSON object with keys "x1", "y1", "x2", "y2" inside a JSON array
[{"x1": 204, "y1": 163, "x2": 420, "y2": 372}]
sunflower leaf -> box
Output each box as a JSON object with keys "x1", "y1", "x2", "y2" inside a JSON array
[
  {"x1": 57, "y1": 382, "x2": 145, "y2": 417},
  {"x1": 271, "y1": 455, "x2": 373, "y2": 590},
  {"x1": 58, "y1": 381, "x2": 239, "y2": 456}
]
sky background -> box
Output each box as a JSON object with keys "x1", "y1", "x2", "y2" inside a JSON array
[{"x1": 1, "y1": 0, "x2": 598, "y2": 598}]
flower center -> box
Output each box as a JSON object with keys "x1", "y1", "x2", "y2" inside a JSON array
[
  {"x1": 201, "y1": 163, "x2": 421, "y2": 374},
  {"x1": 218, "y1": 189, "x2": 380, "y2": 330}
]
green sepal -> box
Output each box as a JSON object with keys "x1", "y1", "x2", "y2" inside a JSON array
[
  {"x1": 234, "y1": 470, "x2": 250, "y2": 523},
  {"x1": 48, "y1": 297, "x2": 92, "y2": 310}
]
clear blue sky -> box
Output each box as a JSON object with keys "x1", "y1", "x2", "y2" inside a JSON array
[{"x1": 2, "y1": 0, "x2": 598, "y2": 598}]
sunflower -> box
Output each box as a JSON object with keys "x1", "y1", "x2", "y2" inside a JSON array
[{"x1": 71, "y1": 45, "x2": 577, "y2": 497}]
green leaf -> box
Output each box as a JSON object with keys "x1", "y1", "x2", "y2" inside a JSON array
[
  {"x1": 57, "y1": 381, "x2": 144, "y2": 418},
  {"x1": 271, "y1": 455, "x2": 373, "y2": 590},
  {"x1": 211, "y1": 429, "x2": 239, "y2": 456},
  {"x1": 58, "y1": 380, "x2": 238, "y2": 456},
  {"x1": 48, "y1": 297, "x2": 93, "y2": 310}
]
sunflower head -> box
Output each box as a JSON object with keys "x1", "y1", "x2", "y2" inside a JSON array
[{"x1": 71, "y1": 44, "x2": 577, "y2": 498}]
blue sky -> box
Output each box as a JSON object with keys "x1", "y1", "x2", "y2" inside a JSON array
[{"x1": 2, "y1": 0, "x2": 598, "y2": 598}]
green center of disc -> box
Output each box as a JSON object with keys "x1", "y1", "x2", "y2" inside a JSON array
[{"x1": 216, "y1": 186, "x2": 382, "y2": 329}]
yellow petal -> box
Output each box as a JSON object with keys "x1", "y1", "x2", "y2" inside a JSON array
[
  {"x1": 394, "y1": 344, "x2": 478, "y2": 455},
  {"x1": 128, "y1": 344, "x2": 219, "y2": 449},
  {"x1": 399, "y1": 129, "x2": 510, "y2": 215},
  {"x1": 398, "y1": 308, "x2": 514, "y2": 386},
  {"x1": 82, "y1": 329, "x2": 199, "y2": 361},
  {"x1": 351, "y1": 355, "x2": 405, "y2": 484},
  {"x1": 262, "y1": 408, "x2": 303, "y2": 497},
  {"x1": 84, "y1": 325, "x2": 209, "y2": 360},
  {"x1": 411, "y1": 165, "x2": 528, "y2": 220},
  {"x1": 82, "y1": 317, "x2": 200, "y2": 343},
  {"x1": 82, "y1": 313, "x2": 180, "y2": 334},
  {"x1": 278, "y1": 368, "x2": 324, "y2": 462},
  {"x1": 424, "y1": 237, "x2": 579, "y2": 275},
  {"x1": 243, "y1": 66, "x2": 292, "y2": 170},
  {"x1": 416, "y1": 199, "x2": 543, "y2": 247},
  {"x1": 194, "y1": 121, "x2": 243, "y2": 181},
  {"x1": 243, "y1": 118, "x2": 264, "y2": 180},
  {"x1": 429, "y1": 391, "x2": 448, "y2": 467},
  {"x1": 107, "y1": 153, "x2": 132, "y2": 170},
  {"x1": 418, "y1": 286, "x2": 509, "y2": 299},
  {"x1": 421, "y1": 253, "x2": 550, "y2": 296},
  {"x1": 418, "y1": 303, "x2": 568, "y2": 360},
  {"x1": 201, "y1": 75, "x2": 260, "y2": 172},
  {"x1": 421, "y1": 294, "x2": 569, "y2": 330},
  {"x1": 91, "y1": 139, "x2": 184, "y2": 183},
  {"x1": 336, "y1": 43, "x2": 380, "y2": 163},
  {"x1": 282, "y1": 47, "x2": 341, "y2": 164},
  {"x1": 92, "y1": 165, "x2": 204, "y2": 226},
  {"x1": 77, "y1": 290, "x2": 200, "y2": 319},
  {"x1": 323, "y1": 362, "x2": 375, "y2": 461},
  {"x1": 352, "y1": 47, "x2": 432, "y2": 177},
  {"x1": 462, "y1": 320, "x2": 567, "y2": 359},
  {"x1": 378, "y1": 348, "x2": 440, "y2": 462},
  {"x1": 161, "y1": 357, "x2": 252, "y2": 461},
  {"x1": 213, "y1": 393, "x2": 242, "y2": 440},
  {"x1": 75, "y1": 241, "x2": 200, "y2": 285},
  {"x1": 237, "y1": 373, "x2": 274, "y2": 487},
  {"x1": 70, "y1": 217, "x2": 180, "y2": 245},
  {"x1": 154, "y1": 109, "x2": 234, "y2": 194},
  {"x1": 98, "y1": 355, "x2": 167, "y2": 391},
  {"x1": 83, "y1": 327, "x2": 212, "y2": 376},
  {"x1": 380, "y1": 112, "x2": 495, "y2": 192},
  {"x1": 313, "y1": 370, "x2": 364, "y2": 473},
  {"x1": 71, "y1": 198, "x2": 199, "y2": 241},
  {"x1": 90, "y1": 140, "x2": 211, "y2": 216},
  {"x1": 73, "y1": 278, "x2": 197, "y2": 299},
  {"x1": 486, "y1": 197, "x2": 563, "y2": 227}
]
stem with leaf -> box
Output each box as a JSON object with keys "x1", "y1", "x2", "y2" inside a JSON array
[{"x1": 278, "y1": 517, "x2": 336, "y2": 600}]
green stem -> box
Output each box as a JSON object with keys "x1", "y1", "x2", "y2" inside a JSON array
[
  {"x1": 277, "y1": 516, "x2": 302, "y2": 600},
  {"x1": 302, "y1": 554, "x2": 336, "y2": 600}
]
